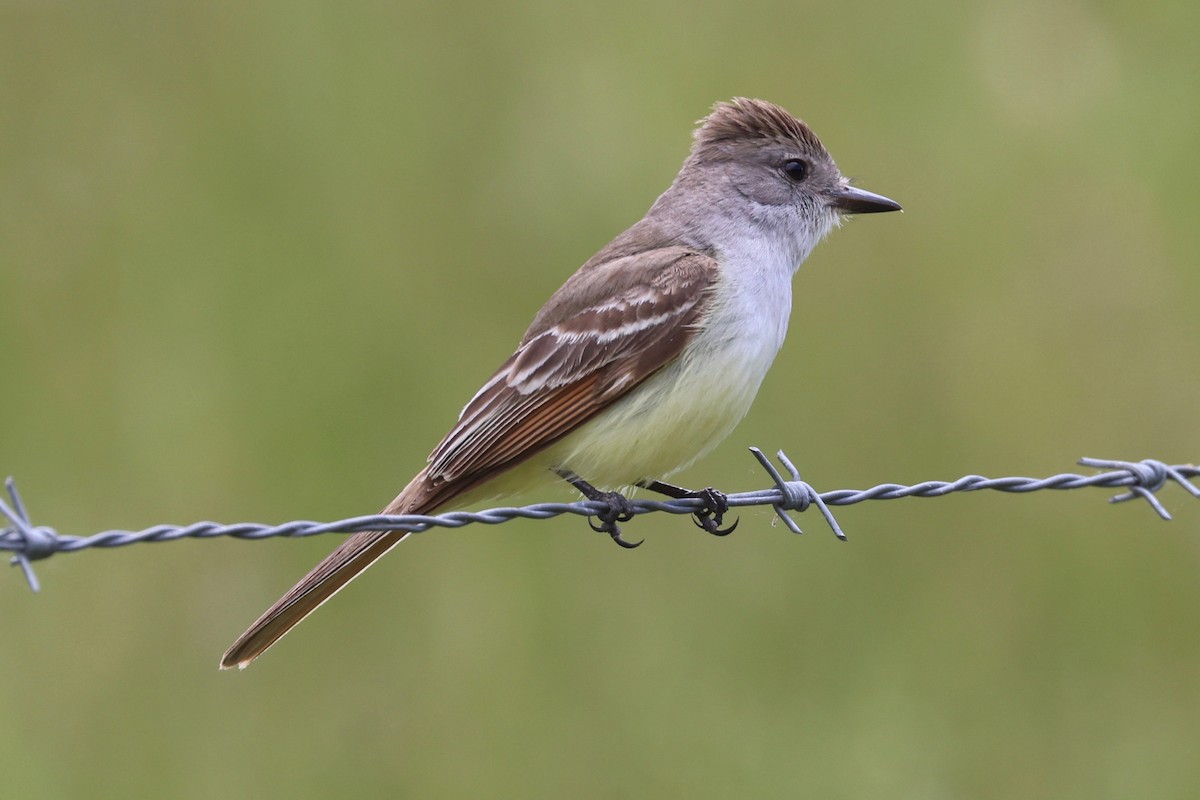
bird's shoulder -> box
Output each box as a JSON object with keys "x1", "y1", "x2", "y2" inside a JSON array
[{"x1": 522, "y1": 221, "x2": 719, "y2": 342}]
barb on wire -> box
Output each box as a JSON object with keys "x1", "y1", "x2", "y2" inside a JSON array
[{"x1": 3, "y1": 451, "x2": 1198, "y2": 593}]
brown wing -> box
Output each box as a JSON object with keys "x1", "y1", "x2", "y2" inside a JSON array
[
  {"x1": 412, "y1": 248, "x2": 719, "y2": 505},
  {"x1": 220, "y1": 247, "x2": 718, "y2": 669}
]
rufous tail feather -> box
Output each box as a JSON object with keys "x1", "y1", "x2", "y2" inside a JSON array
[{"x1": 219, "y1": 473, "x2": 439, "y2": 670}]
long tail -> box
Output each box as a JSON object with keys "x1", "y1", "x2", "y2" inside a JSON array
[{"x1": 219, "y1": 473, "x2": 439, "y2": 670}]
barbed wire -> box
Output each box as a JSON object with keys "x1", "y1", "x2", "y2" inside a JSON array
[{"x1": 3, "y1": 449, "x2": 1197, "y2": 593}]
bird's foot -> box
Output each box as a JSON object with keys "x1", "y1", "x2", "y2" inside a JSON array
[
  {"x1": 584, "y1": 491, "x2": 642, "y2": 549},
  {"x1": 558, "y1": 470, "x2": 643, "y2": 549},
  {"x1": 683, "y1": 487, "x2": 738, "y2": 536},
  {"x1": 638, "y1": 480, "x2": 738, "y2": 537}
]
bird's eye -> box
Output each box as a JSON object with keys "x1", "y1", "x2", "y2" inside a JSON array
[{"x1": 782, "y1": 159, "x2": 809, "y2": 182}]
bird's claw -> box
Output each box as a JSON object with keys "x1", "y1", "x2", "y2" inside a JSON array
[
  {"x1": 585, "y1": 492, "x2": 643, "y2": 549},
  {"x1": 687, "y1": 487, "x2": 738, "y2": 537},
  {"x1": 692, "y1": 514, "x2": 739, "y2": 536}
]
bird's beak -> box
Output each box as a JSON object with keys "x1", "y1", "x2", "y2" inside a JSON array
[{"x1": 831, "y1": 184, "x2": 902, "y2": 215}]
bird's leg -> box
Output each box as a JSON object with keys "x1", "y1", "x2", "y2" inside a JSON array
[
  {"x1": 637, "y1": 480, "x2": 738, "y2": 536},
  {"x1": 556, "y1": 470, "x2": 642, "y2": 549}
]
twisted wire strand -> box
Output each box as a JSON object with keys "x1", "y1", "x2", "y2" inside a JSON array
[{"x1": 3, "y1": 450, "x2": 1197, "y2": 593}]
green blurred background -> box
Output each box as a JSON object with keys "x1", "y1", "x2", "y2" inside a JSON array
[{"x1": 2, "y1": 1, "x2": 1198, "y2": 797}]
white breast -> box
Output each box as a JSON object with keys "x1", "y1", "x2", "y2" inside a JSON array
[{"x1": 540, "y1": 237, "x2": 798, "y2": 487}]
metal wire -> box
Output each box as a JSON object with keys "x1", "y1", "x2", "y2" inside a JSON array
[{"x1": 3, "y1": 449, "x2": 1197, "y2": 593}]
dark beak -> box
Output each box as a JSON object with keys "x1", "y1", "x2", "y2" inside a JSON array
[{"x1": 831, "y1": 185, "x2": 902, "y2": 215}]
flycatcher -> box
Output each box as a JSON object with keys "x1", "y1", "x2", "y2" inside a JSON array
[{"x1": 221, "y1": 97, "x2": 900, "y2": 669}]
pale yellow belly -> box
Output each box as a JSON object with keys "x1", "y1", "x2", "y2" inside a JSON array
[{"x1": 452, "y1": 324, "x2": 778, "y2": 508}]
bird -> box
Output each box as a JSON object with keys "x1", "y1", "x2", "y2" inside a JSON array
[{"x1": 220, "y1": 97, "x2": 900, "y2": 669}]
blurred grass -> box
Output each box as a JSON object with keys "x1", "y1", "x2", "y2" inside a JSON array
[{"x1": 2, "y1": 1, "x2": 1198, "y2": 798}]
